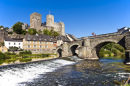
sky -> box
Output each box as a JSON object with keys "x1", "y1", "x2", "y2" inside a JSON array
[{"x1": 0, "y1": 0, "x2": 130, "y2": 38}]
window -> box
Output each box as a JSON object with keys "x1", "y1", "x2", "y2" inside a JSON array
[
  {"x1": 19, "y1": 46, "x2": 20, "y2": 48},
  {"x1": 34, "y1": 45, "x2": 37, "y2": 48},
  {"x1": 19, "y1": 43, "x2": 20, "y2": 45},
  {"x1": 2, "y1": 49, "x2": 4, "y2": 51},
  {"x1": 14, "y1": 43, "x2": 15, "y2": 45},
  {"x1": 28, "y1": 49, "x2": 31, "y2": 51},
  {"x1": 2, "y1": 46, "x2": 4, "y2": 48},
  {"x1": 9, "y1": 43, "x2": 10, "y2": 45},
  {"x1": 33, "y1": 41, "x2": 37, "y2": 43},
  {"x1": 27, "y1": 41, "x2": 31, "y2": 43},
  {"x1": 27, "y1": 45, "x2": 31, "y2": 48},
  {"x1": 45, "y1": 45, "x2": 48, "y2": 48},
  {"x1": 45, "y1": 42, "x2": 48, "y2": 44},
  {"x1": 40, "y1": 49, "x2": 42, "y2": 51},
  {"x1": 49, "y1": 42, "x2": 53, "y2": 44},
  {"x1": 39, "y1": 45, "x2": 42, "y2": 48},
  {"x1": 39, "y1": 41, "x2": 43, "y2": 44},
  {"x1": 34, "y1": 49, "x2": 37, "y2": 51},
  {"x1": 28, "y1": 38, "x2": 30, "y2": 40}
]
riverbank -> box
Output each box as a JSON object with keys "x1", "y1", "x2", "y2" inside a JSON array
[{"x1": 0, "y1": 56, "x2": 58, "y2": 67}]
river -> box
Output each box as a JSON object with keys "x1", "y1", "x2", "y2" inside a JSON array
[{"x1": 0, "y1": 56, "x2": 129, "y2": 86}]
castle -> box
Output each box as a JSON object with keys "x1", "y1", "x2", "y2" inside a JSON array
[{"x1": 30, "y1": 12, "x2": 65, "y2": 36}]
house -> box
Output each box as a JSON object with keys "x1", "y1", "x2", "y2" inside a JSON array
[
  {"x1": 0, "y1": 46, "x2": 8, "y2": 52},
  {"x1": 23, "y1": 34, "x2": 54, "y2": 54},
  {"x1": 4, "y1": 37, "x2": 23, "y2": 49}
]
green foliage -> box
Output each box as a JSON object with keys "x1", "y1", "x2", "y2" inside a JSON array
[
  {"x1": 0, "y1": 25, "x2": 4, "y2": 28},
  {"x1": 41, "y1": 54, "x2": 50, "y2": 58},
  {"x1": 43, "y1": 29, "x2": 60, "y2": 37},
  {"x1": 0, "y1": 52, "x2": 6, "y2": 59},
  {"x1": 4, "y1": 52, "x2": 16, "y2": 55},
  {"x1": 8, "y1": 31, "x2": 13, "y2": 34},
  {"x1": 19, "y1": 58, "x2": 32, "y2": 62},
  {"x1": 22, "y1": 56, "x2": 28, "y2": 58},
  {"x1": 9, "y1": 47, "x2": 19, "y2": 52},
  {"x1": 13, "y1": 22, "x2": 23, "y2": 34},
  {"x1": 1, "y1": 42, "x2": 4, "y2": 46},
  {"x1": 19, "y1": 50, "x2": 32, "y2": 55},
  {"x1": 113, "y1": 44, "x2": 125, "y2": 53},
  {"x1": 28, "y1": 28, "x2": 37, "y2": 35},
  {"x1": 103, "y1": 42, "x2": 115, "y2": 51},
  {"x1": 21, "y1": 29, "x2": 27, "y2": 35},
  {"x1": 43, "y1": 29, "x2": 51, "y2": 35},
  {"x1": 111, "y1": 48, "x2": 121, "y2": 55},
  {"x1": 99, "y1": 43, "x2": 125, "y2": 57},
  {"x1": 5, "y1": 58, "x2": 17, "y2": 63}
]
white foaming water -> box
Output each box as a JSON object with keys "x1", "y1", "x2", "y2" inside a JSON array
[{"x1": 0, "y1": 59, "x2": 75, "y2": 86}]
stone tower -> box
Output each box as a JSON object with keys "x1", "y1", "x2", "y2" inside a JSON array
[
  {"x1": 30, "y1": 12, "x2": 41, "y2": 29},
  {"x1": 46, "y1": 14, "x2": 54, "y2": 27}
]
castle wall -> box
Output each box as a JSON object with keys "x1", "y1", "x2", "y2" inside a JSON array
[{"x1": 30, "y1": 12, "x2": 65, "y2": 36}]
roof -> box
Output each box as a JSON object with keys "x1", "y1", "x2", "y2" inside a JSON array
[
  {"x1": 67, "y1": 34, "x2": 78, "y2": 41},
  {"x1": 24, "y1": 34, "x2": 54, "y2": 42},
  {"x1": 57, "y1": 35, "x2": 70, "y2": 42},
  {"x1": 4, "y1": 37, "x2": 23, "y2": 42}
]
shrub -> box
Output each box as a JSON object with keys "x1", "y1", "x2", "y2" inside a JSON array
[
  {"x1": 113, "y1": 44, "x2": 125, "y2": 53},
  {"x1": 41, "y1": 54, "x2": 50, "y2": 58},
  {"x1": 19, "y1": 50, "x2": 32, "y2": 55},
  {"x1": 22, "y1": 56, "x2": 28, "y2": 58},
  {"x1": 8, "y1": 31, "x2": 13, "y2": 34},
  {"x1": 19, "y1": 58, "x2": 32, "y2": 62},
  {"x1": 0, "y1": 52, "x2": 6, "y2": 59},
  {"x1": 99, "y1": 52, "x2": 104, "y2": 57},
  {"x1": 111, "y1": 48, "x2": 121, "y2": 55}
]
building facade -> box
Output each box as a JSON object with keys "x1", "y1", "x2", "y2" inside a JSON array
[
  {"x1": 4, "y1": 37, "x2": 23, "y2": 49},
  {"x1": 30, "y1": 12, "x2": 65, "y2": 36},
  {"x1": 0, "y1": 46, "x2": 8, "y2": 52},
  {"x1": 23, "y1": 34, "x2": 55, "y2": 54}
]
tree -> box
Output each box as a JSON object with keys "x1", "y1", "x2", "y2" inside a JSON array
[
  {"x1": 43, "y1": 29, "x2": 60, "y2": 37},
  {"x1": 43, "y1": 29, "x2": 50, "y2": 35},
  {"x1": 53, "y1": 31, "x2": 60, "y2": 38},
  {"x1": 0, "y1": 25, "x2": 4, "y2": 28},
  {"x1": 9, "y1": 47, "x2": 19, "y2": 52},
  {"x1": 21, "y1": 29, "x2": 27, "y2": 35},
  {"x1": 13, "y1": 22, "x2": 23, "y2": 34},
  {"x1": 28, "y1": 28, "x2": 37, "y2": 35}
]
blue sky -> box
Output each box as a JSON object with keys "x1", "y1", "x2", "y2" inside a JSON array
[{"x1": 0, "y1": 0, "x2": 130, "y2": 38}]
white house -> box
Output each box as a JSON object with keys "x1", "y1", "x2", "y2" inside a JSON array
[{"x1": 4, "y1": 37, "x2": 23, "y2": 49}]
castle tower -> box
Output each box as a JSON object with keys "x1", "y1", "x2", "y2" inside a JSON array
[
  {"x1": 59, "y1": 21, "x2": 65, "y2": 36},
  {"x1": 30, "y1": 12, "x2": 42, "y2": 29},
  {"x1": 46, "y1": 13, "x2": 54, "y2": 27}
]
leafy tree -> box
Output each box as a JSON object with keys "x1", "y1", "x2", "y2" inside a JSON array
[
  {"x1": 53, "y1": 31, "x2": 60, "y2": 37},
  {"x1": 43, "y1": 29, "x2": 60, "y2": 37},
  {"x1": 21, "y1": 29, "x2": 27, "y2": 35},
  {"x1": 4, "y1": 27, "x2": 9, "y2": 30},
  {"x1": 9, "y1": 47, "x2": 19, "y2": 52},
  {"x1": 28, "y1": 28, "x2": 37, "y2": 35},
  {"x1": 8, "y1": 31, "x2": 13, "y2": 34},
  {"x1": 0, "y1": 25, "x2": 4, "y2": 28},
  {"x1": 0, "y1": 52, "x2": 5, "y2": 59},
  {"x1": 13, "y1": 22, "x2": 23, "y2": 34},
  {"x1": 1, "y1": 42, "x2": 4, "y2": 46},
  {"x1": 43, "y1": 29, "x2": 50, "y2": 35}
]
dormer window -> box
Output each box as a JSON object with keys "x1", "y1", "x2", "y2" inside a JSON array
[
  {"x1": 34, "y1": 38, "x2": 35, "y2": 40},
  {"x1": 39, "y1": 39, "x2": 41, "y2": 40},
  {"x1": 28, "y1": 38, "x2": 30, "y2": 40}
]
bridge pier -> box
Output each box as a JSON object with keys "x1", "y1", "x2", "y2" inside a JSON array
[{"x1": 125, "y1": 51, "x2": 130, "y2": 65}]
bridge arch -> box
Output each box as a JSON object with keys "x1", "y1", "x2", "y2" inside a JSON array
[
  {"x1": 69, "y1": 43, "x2": 80, "y2": 56},
  {"x1": 91, "y1": 40, "x2": 125, "y2": 59},
  {"x1": 56, "y1": 48, "x2": 63, "y2": 57}
]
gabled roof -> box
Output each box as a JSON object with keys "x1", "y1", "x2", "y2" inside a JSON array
[
  {"x1": 57, "y1": 35, "x2": 70, "y2": 42},
  {"x1": 24, "y1": 34, "x2": 54, "y2": 42},
  {"x1": 4, "y1": 37, "x2": 23, "y2": 42}
]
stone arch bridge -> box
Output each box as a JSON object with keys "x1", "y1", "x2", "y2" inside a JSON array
[{"x1": 54, "y1": 32, "x2": 130, "y2": 60}]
